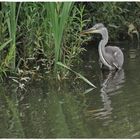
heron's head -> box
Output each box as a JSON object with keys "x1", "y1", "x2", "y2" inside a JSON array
[{"x1": 81, "y1": 23, "x2": 107, "y2": 35}]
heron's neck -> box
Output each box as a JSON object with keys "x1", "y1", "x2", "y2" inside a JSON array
[
  {"x1": 99, "y1": 28, "x2": 109, "y2": 55},
  {"x1": 98, "y1": 40, "x2": 106, "y2": 58},
  {"x1": 98, "y1": 35, "x2": 112, "y2": 69},
  {"x1": 98, "y1": 28, "x2": 112, "y2": 69},
  {"x1": 101, "y1": 28, "x2": 109, "y2": 45}
]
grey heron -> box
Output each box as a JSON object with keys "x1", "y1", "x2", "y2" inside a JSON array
[{"x1": 81, "y1": 23, "x2": 124, "y2": 70}]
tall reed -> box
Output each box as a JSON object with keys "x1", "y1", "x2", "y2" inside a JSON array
[
  {"x1": 6, "y1": 2, "x2": 16, "y2": 70},
  {"x1": 45, "y1": 2, "x2": 73, "y2": 71}
]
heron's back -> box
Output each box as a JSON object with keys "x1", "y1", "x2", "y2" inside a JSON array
[{"x1": 105, "y1": 46, "x2": 124, "y2": 69}]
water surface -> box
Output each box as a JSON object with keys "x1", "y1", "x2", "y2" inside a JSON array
[{"x1": 0, "y1": 42, "x2": 140, "y2": 138}]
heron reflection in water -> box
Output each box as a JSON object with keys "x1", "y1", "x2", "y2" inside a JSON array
[
  {"x1": 99, "y1": 70, "x2": 125, "y2": 120},
  {"x1": 86, "y1": 70, "x2": 125, "y2": 125},
  {"x1": 81, "y1": 23, "x2": 124, "y2": 70}
]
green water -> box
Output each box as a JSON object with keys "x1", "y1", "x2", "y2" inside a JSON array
[{"x1": 0, "y1": 42, "x2": 140, "y2": 138}]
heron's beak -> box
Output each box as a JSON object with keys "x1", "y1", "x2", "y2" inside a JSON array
[{"x1": 80, "y1": 27, "x2": 99, "y2": 35}]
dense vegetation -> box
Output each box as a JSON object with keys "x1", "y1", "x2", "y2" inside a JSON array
[{"x1": 0, "y1": 2, "x2": 140, "y2": 80}]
